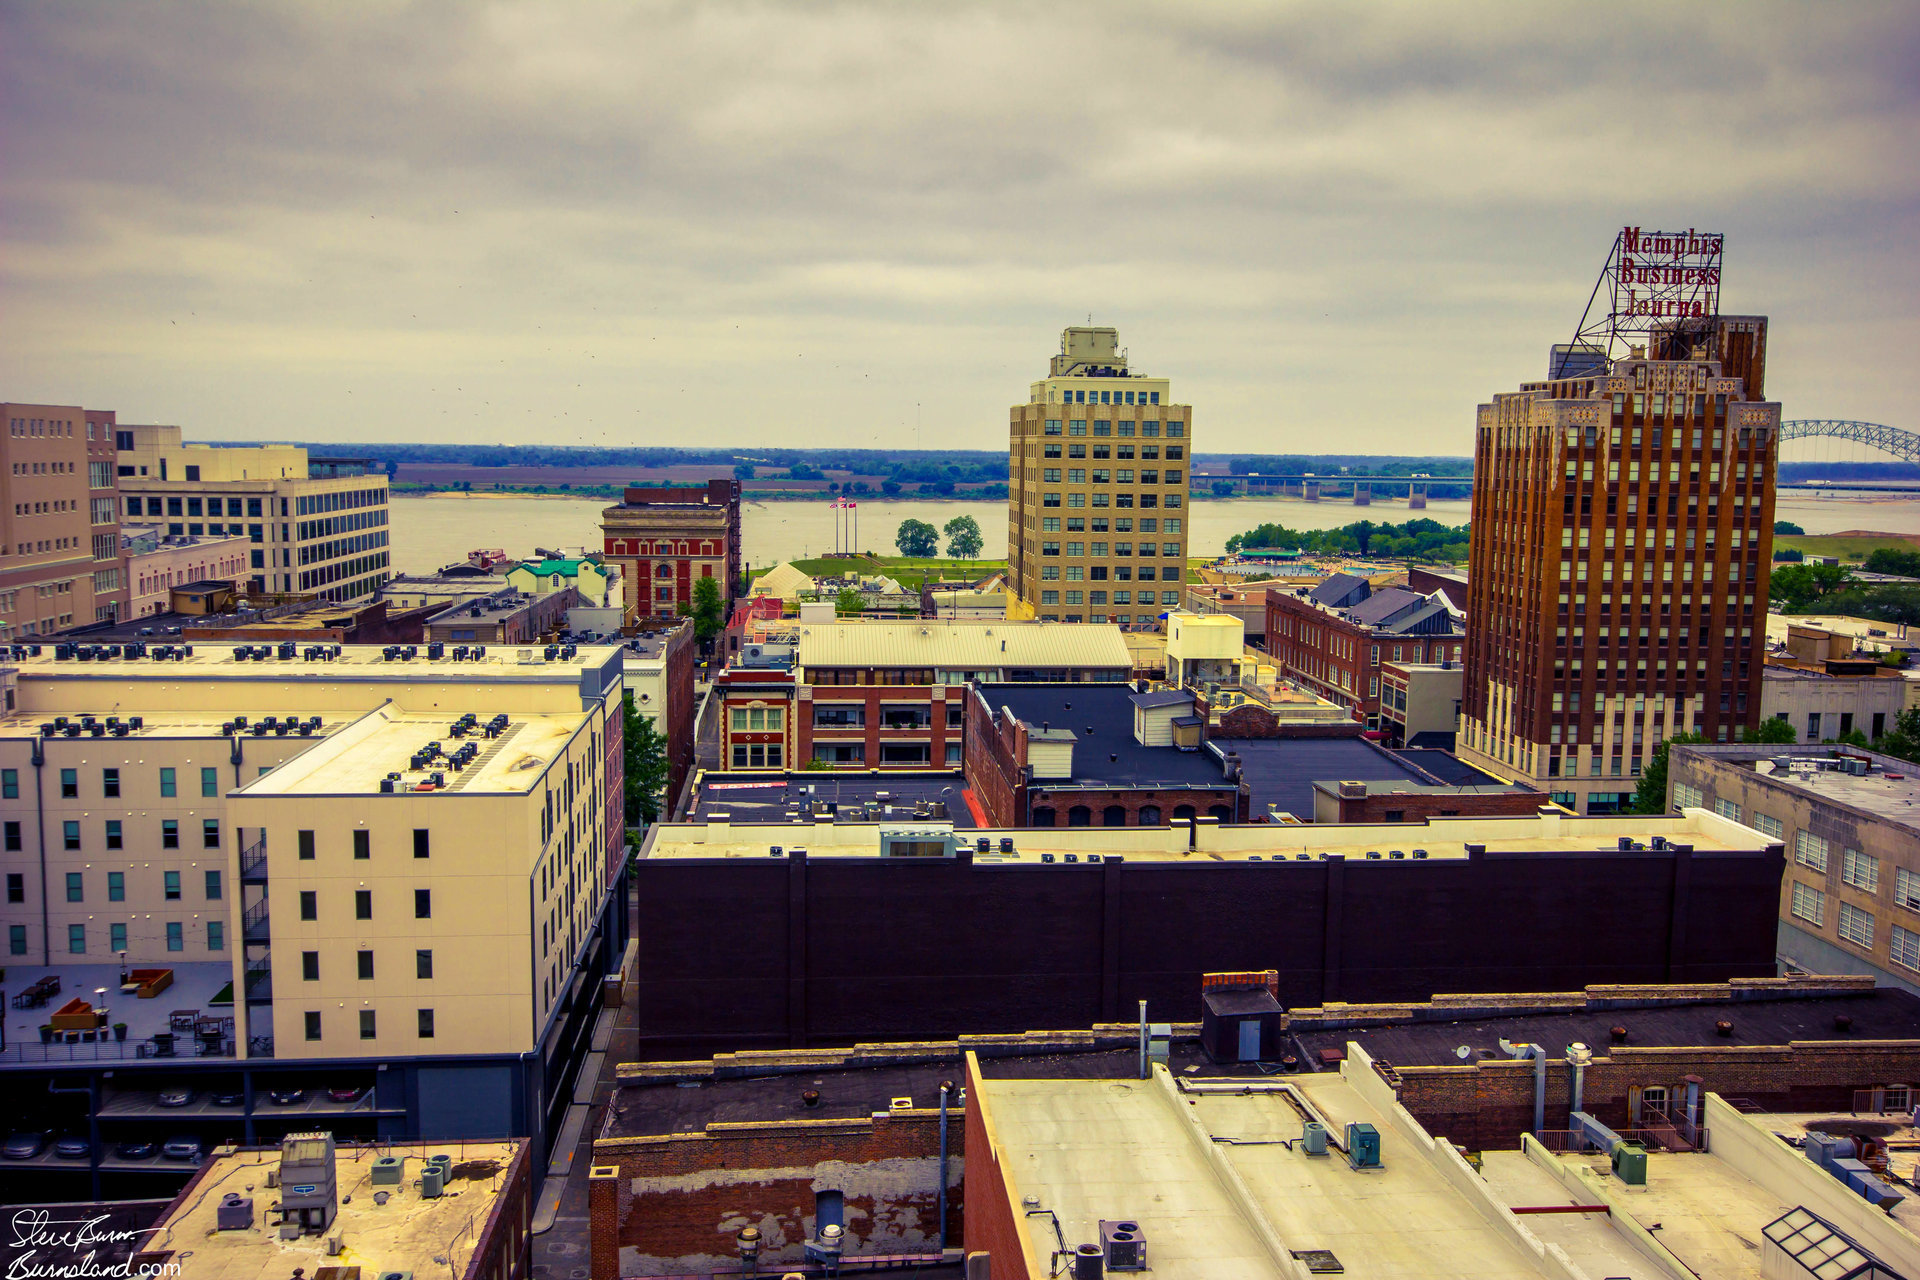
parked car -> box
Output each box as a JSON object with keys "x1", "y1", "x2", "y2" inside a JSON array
[
  {"x1": 53, "y1": 1135, "x2": 92, "y2": 1160},
  {"x1": 1, "y1": 1132, "x2": 49, "y2": 1160},
  {"x1": 267, "y1": 1088, "x2": 307, "y2": 1106},
  {"x1": 156, "y1": 1088, "x2": 195, "y2": 1108},
  {"x1": 161, "y1": 1136, "x2": 203, "y2": 1162},
  {"x1": 114, "y1": 1140, "x2": 160, "y2": 1160},
  {"x1": 210, "y1": 1090, "x2": 246, "y2": 1107},
  {"x1": 325, "y1": 1085, "x2": 368, "y2": 1104}
]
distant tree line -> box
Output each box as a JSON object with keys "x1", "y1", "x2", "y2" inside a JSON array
[{"x1": 1226, "y1": 518, "x2": 1470, "y2": 563}]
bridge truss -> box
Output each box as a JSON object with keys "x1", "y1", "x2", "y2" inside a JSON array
[{"x1": 1778, "y1": 420, "x2": 1920, "y2": 465}]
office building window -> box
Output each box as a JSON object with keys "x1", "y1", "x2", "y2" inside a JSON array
[
  {"x1": 208, "y1": 920, "x2": 224, "y2": 951},
  {"x1": 298, "y1": 829, "x2": 316, "y2": 859},
  {"x1": 1842, "y1": 849, "x2": 1879, "y2": 894},
  {"x1": 159, "y1": 767, "x2": 176, "y2": 797},
  {"x1": 360, "y1": 1010, "x2": 377, "y2": 1040},
  {"x1": 64, "y1": 821, "x2": 81, "y2": 851},
  {"x1": 1713, "y1": 798, "x2": 1740, "y2": 823},
  {"x1": 202, "y1": 766, "x2": 218, "y2": 797},
  {"x1": 305, "y1": 1011, "x2": 322, "y2": 1041},
  {"x1": 413, "y1": 829, "x2": 430, "y2": 859},
  {"x1": 356, "y1": 889, "x2": 373, "y2": 919},
  {"x1": 1795, "y1": 831, "x2": 1829, "y2": 874},
  {"x1": 1897, "y1": 867, "x2": 1920, "y2": 913},
  {"x1": 61, "y1": 768, "x2": 78, "y2": 798},
  {"x1": 162, "y1": 820, "x2": 179, "y2": 849},
  {"x1": 1838, "y1": 902, "x2": 1874, "y2": 949},
  {"x1": 203, "y1": 819, "x2": 220, "y2": 848},
  {"x1": 1790, "y1": 881, "x2": 1826, "y2": 927},
  {"x1": 107, "y1": 871, "x2": 124, "y2": 901},
  {"x1": 111, "y1": 922, "x2": 127, "y2": 952},
  {"x1": 0, "y1": 769, "x2": 14, "y2": 799},
  {"x1": 302, "y1": 951, "x2": 320, "y2": 980},
  {"x1": 358, "y1": 950, "x2": 375, "y2": 979},
  {"x1": 66, "y1": 871, "x2": 84, "y2": 901},
  {"x1": 300, "y1": 890, "x2": 317, "y2": 920},
  {"x1": 8, "y1": 925, "x2": 25, "y2": 956},
  {"x1": 105, "y1": 820, "x2": 122, "y2": 850},
  {"x1": 415, "y1": 888, "x2": 431, "y2": 919},
  {"x1": 417, "y1": 949, "x2": 434, "y2": 979},
  {"x1": 1893, "y1": 924, "x2": 1920, "y2": 972},
  {"x1": 163, "y1": 870, "x2": 181, "y2": 900},
  {"x1": 166, "y1": 921, "x2": 184, "y2": 952},
  {"x1": 1752, "y1": 813, "x2": 1783, "y2": 839},
  {"x1": 1673, "y1": 782, "x2": 1702, "y2": 809},
  {"x1": 69, "y1": 923, "x2": 86, "y2": 954},
  {"x1": 417, "y1": 1008, "x2": 435, "y2": 1038},
  {"x1": 354, "y1": 830, "x2": 371, "y2": 859},
  {"x1": 205, "y1": 869, "x2": 222, "y2": 899},
  {"x1": 2, "y1": 823, "x2": 17, "y2": 854}
]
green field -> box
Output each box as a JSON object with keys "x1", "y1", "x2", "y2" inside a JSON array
[
  {"x1": 1776, "y1": 533, "x2": 1920, "y2": 563},
  {"x1": 752, "y1": 555, "x2": 1006, "y2": 592}
]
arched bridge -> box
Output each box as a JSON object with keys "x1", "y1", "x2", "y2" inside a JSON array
[{"x1": 1779, "y1": 420, "x2": 1920, "y2": 464}]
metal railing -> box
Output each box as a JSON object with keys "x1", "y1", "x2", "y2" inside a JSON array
[
  {"x1": 239, "y1": 836, "x2": 268, "y2": 880},
  {"x1": 1533, "y1": 1125, "x2": 1709, "y2": 1155},
  {"x1": 1, "y1": 1032, "x2": 237, "y2": 1064},
  {"x1": 244, "y1": 955, "x2": 273, "y2": 1003},
  {"x1": 242, "y1": 898, "x2": 271, "y2": 942}
]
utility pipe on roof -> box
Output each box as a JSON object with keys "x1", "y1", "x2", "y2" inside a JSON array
[
  {"x1": 1500, "y1": 1039, "x2": 1547, "y2": 1135},
  {"x1": 1568, "y1": 1042, "x2": 1593, "y2": 1119}
]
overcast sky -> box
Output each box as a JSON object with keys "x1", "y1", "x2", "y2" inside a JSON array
[{"x1": 3, "y1": 2, "x2": 1915, "y2": 456}]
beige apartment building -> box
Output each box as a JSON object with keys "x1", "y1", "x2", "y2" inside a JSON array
[
  {"x1": 116, "y1": 424, "x2": 391, "y2": 603},
  {"x1": 0, "y1": 641, "x2": 628, "y2": 1158},
  {"x1": 1007, "y1": 327, "x2": 1191, "y2": 625},
  {"x1": 2, "y1": 402, "x2": 125, "y2": 637}
]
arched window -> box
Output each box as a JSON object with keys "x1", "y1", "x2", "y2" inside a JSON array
[
  {"x1": 1102, "y1": 805, "x2": 1127, "y2": 827},
  {"x1": 1031, "y1": 806, "x2": 1056, "y2": 827},
  {"x1": 1173, "y1": 804, "x2": 1196, "y2": 822},
  {"x1": 1137, "y1": 805, "x2": 1162, "y2": 826},
  {"x1": 1208, "y1": 804, "x2": 1232, "y2": 822},
  {"x1": 1068, "y1": 805, "x2": 1091, "y2": 827},
  {"x1": 656, "y1": 563, "x2": 673, "y2": 578}
]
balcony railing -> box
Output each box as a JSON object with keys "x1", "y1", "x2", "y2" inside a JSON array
[
  {"x1": 239, "y1": 836, "x2": 268, "y2": 882},
  {"x1": 244, "y1": 955, "x2": 273, "y2": 1004},
  {"x1": 243, "y1": 897, "x2": 271, "y2": 943}
]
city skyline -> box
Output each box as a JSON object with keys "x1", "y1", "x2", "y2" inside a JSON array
[{"x1": 3, "y1": 3, "x2": 1916, "y2": 454}]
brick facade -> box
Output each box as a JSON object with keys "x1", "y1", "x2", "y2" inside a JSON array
[
  {"x1": 1314, "y1": 784, "x2": 1550, "y2": 824},
  {"x1": 601, "y1": 479, "x2": 741, "y2": 629},
  {"x1": 962, "y1": 1053, "x2": 1032, "y2": 1280},
  {"x1": 590, "y1": 1110, "x2": 961, "y2": 1277}
]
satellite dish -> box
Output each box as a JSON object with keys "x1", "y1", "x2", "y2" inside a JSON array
[{"x1": 1456, "y1": 1045, "x2": 1472, "y2": 1060}]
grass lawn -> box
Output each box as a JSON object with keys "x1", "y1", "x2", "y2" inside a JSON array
[{"x1": 1776, "y1": 533, "x2": 1920, "y2": 563}]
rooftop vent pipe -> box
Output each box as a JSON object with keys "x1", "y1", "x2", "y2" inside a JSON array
[{"x1": 1499, "y1": 1039, "x2": 1547, "y2": 1134}]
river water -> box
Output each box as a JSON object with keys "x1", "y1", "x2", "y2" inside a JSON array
[{"x1": 387, "y1": 492, "x2": 1920, "y2": 576}]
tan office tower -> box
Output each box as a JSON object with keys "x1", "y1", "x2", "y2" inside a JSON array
[
  {"x1": 2, "y1": 402, "x2": 125, "y2": 638},
  {"x1": 1457, "y1": 314, "x2": 1780, "y2": 815},
  {"x1": 1007, "y1": 327, "x2": 1191, "y2": 624}
]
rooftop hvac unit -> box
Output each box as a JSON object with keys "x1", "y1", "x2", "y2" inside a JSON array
[
  {"x1": 420, "y1": 1165, "x2": 444, "y2": 1197},
  {"x1": 1301, "y1": 1121, "x2": 1328, "y2": 1156},
  {"x1": 1345, "y1": 1122, "x2": 1382, "y2": 1170},
  {"x1": 215, "y1": 1193, "x2": 254, "y2": 1231},
  {"x1": 1099, "y1": 1220, "x2": 1147, "y2": 1271}
]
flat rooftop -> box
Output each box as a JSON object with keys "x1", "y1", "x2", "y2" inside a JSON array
[
  {"x1": 0, "y1": 962, "x2": 235, "y2": 1071},
  {"x1": 146, "y1": 1139, "x2": 523, "y2": 1280},
  {"x1": 0, "y1": 708, "x2": 345, "y2": 742},
  {"x1": 984, "y1": 1068, "x2": 1551, "y2": 1280},
  {"x1": 1229, "y1": 737, "x2": 1453, "y2": 816},
  {"x1": 688, "y1": 771, "x2": 974, "y2": 826},
  {"x1": 6, "y1": 640, "x2": 622, "y2": 682},
  {"x1": 642, "y1": 809, "x2": 1770, "y2": 863},
  {"x1": 238, "y1": 704, "x2": 583, "y2": 796},
  {"x1": 1293, "y1": 987, "x2": 1920, "y2": 1067},
  {"x1": 1677, "y1": 746, "x2": 1920, "y2": 835},
  {"x1": 977, "y1": 682, "x2": 1234, "y2": 788}
]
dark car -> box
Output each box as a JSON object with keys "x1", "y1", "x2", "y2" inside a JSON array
[
  {"x1": 161, "y1": 1136, "x2": 203, "y2": 1162},
  {"x1": 210, "y1": 1090, "x2": 246, "y2": 1107},
  {"x1": 114, "y1": 1140, "x2": 160, "y2": 1160},
  {"x1": 325, "y1": 1085, "x2": 368, "y2": 1104},
  {"x1": 53, "y1": 1135, "x2": 92, "y2": 1160},
  {"x1": 267, "y1": 1088, "x2": 307, "y2": 1106},
  {"x1": 1, "y1": 1132, "x2": 49, "y2": 1160}
]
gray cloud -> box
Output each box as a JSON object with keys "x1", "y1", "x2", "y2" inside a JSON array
[{"x1": 2, "y1": 0, "x2": 1915, "y2": 453}]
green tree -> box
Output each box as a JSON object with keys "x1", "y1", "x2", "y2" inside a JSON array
[
  {"x1": 1878, "y1": 707, "x2": 1920, "y2": 763},
  {"x1": 1211, "y1": 480, "x2": 1236, "y2": 497},
  {"x1": 895, "y1": 518, "x2": 939, "y2": 557},
  {"x1": 733, "y1": 462, "x2": 756, "y2": 480},
  {"x1": 1741, "y1": 717, "x2": 1796, "y2": 744},
  {"x1": 787, "y1": 462, "x2": 820, "y2": 480},
  {"x1": 1865, "y1": 547, "x2": 1920, "y2": 577},
  {"x1": 1774, "y1": 520, "x2": 1805, "y2": 535},
  {"x1": 881, "y1": 479, "x2": 902, "y2": 495},
  {"x1": 835, "y1": 587, "x2": 864, "y2": 616},
  {"x1": 622, "y1": 694, "x2": 671, "y2": 827},
  {"x1": 681, "y1": 575, "x2": 725, "y2": 648},
  {"x1": 1632, "y1": 733, "x2": 1704, "y2": 815},
  {"x1": 943, "y1": 514, "x2": 983, "y2": 559},
  {"x1": 1770, "y1": 562, "x2": 1854, "y2": 611}
]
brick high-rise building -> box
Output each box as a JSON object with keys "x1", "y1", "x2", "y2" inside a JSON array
[
  {"x1": 1457, "y1": 315, "x2": 1780, "y2": 815},
  {"x1": 600, "y1": 478, "x2": 741, "y2": 629},
  {"x1": 1007, "y1": 327, "x2": 1191, "y2": 625},
  {"x1": 2, "y1": 402, "x2": 125, "y2": 638}
]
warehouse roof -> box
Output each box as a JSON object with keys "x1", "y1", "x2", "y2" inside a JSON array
[{"x1": 795, "y1": 620, "x2": 1131, "y2": 672}]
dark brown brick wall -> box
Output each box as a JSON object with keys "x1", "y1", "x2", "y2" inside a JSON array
[
  {"x1": 591, "y1": 1111, "x2": 961, "y2": 1273},
  {"x1": 1323, "y1": 789, "x2": 1548, "y2": 823},
  {"x1": 1394, "y1": 1041, "x2": 1920, "y2": 1151},
  {"x1": 962, "y1": 1054, "x2": 1031, "y2": 1280}
]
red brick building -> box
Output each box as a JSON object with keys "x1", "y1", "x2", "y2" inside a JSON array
[
  {"x1": 600, "y1": 478, "x2": 741, "y2": 629},
  {"x1": 1265, "y1": 574, "x2": 1463, "y2": 730}
]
